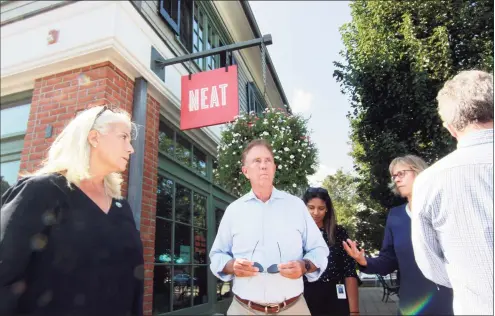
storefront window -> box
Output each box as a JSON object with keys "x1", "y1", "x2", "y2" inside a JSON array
[
  {"x1": 158, "y1": 122, "x2": 175, "y2": 157},
  {"x1": 153, "y1": 175, "x2": 209, "y2": 313},
  {"x1": 193, "y1": 148, "x2": 207, "y2": 177},
  {"x1": 1, "y1": 103, "x2": 30, "y2": 137},
  {"x1": 1, "y1": 92, "x2": 32, "y2": 196},
  {"x1": 158, "y1": 120, "x2": 209, "y2": 178},
  {"x1": 0, "y1": 160, "x2": 20, "y2": 196}
]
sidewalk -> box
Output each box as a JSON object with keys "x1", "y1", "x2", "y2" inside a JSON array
[{"x1": 359, "y1": 287, "x2": 398, "y2": 315}]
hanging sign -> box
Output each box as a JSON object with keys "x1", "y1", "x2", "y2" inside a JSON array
[{"x1": 180, "y1": 65, "x2": 239, "y2": 130}]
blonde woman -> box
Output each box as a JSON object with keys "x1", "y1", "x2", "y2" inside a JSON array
[
  {"x1": 343, "y1": 155, "x2": 453, "y2": 315},
  {"x1": 0, "y1": 106, "x2": 144, "y2": 316}
]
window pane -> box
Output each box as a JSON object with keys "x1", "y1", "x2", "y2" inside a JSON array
[
  {"x1": 175, "y1": 134, "x2": 192, "y2": 167},
  {"x1": 1, "y1": 104, "x2": 30, "y2": 136},
  {"x1": 192, "y1": 148, "x2": 207, "y2": 177},
  {"x1": 156, "y1": 176, "x2": 173, "y2": 219},
  {"x1": 179, "y1": 0, "x2": 193, "y2": 51},
  {"x1": 0, "y1": 160, "x2": 20, "y2": 193},
  {"x1": 193, "y1": 266, "x2": 208, "y2": 306},
  {"x1": 153, "y1": 265, "x2": 172, "y2": 314},
  {"x1": 193, "y1": 192, "x2": 207, "y2": 228},
  {"x1": 162, "y1": 0, "x2": 179, "y2": 23},
  {"x1": 173, "y1": 266, "x2": 192, "y2": 310},
  {"x1": 212, "y1": 160, "x2": 220, "y2": 186},
  {"x1": 193, "y1": 228, "x2": 207, "y2": 264},
  {"x1": 155, "y1": 219, "x2": 172, "y2": 263},
  {"x1": 215, "y1": 207, "x2": 224, "y2": 232},
  {"x1": 217, "y1": 279, "x2": 233, "y2": 301},
  {"x1": 193, "y1": 31, "x2": 198, "y2": 47},
  {"x1": 174, "y1": 223, "x2": 191, "y2": 264},
  {"x1": 158, "y1": 122, "x2": 175, "y2": 156},
  {"x1": 175, "y1": 184, "x2": 191, "y2": 224}
]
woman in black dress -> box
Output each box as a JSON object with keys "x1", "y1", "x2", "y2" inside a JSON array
[
  {"x1": 0, "y1": 106, "x2": 144, "y2": 316},
  {"x1": 302, "y1": 187, "x2": 360, "y2": 316}
]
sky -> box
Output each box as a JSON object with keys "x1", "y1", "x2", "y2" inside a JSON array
[{"x1": 249, "y1": 1, "x2": 354, "y2": 186}]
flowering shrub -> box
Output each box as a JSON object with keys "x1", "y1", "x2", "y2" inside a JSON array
[{"x1": 215, "y1": 108, "x2": 318, "y2": 197}]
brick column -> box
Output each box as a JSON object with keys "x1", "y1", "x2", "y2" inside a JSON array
[{"x1": 141, "y1": 95, "x2": 160, "y2": 316}]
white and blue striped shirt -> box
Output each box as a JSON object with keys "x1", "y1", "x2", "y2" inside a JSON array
[
  {"x1": 209, "y1": 187, "x2": 329, "y2": 304},
  {"x1": 411, "y1": 128, "x2": 493, "y2": 315}
]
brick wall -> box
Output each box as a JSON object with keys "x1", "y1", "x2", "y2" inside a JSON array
[
  {"x1": 141, "y1": 94, "x2": 160, "y2": 316},
  {"x1": 20, "y1": 61, "x2": 134, "y2": 195}
]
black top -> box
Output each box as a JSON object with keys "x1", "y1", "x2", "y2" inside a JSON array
[
  {"x1": 0, "y1": 173, "x2": 144, "y2": 316},
  {"x1": 305, "y1": 225, "x2": 359, "y2": 283}
]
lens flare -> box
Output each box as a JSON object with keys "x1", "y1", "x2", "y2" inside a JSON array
[
  {"x1": 77, "y1": 73, "x2": 91, "y2": 86},
  {"x1": 399, "y1": 292, "x2": 435, "y2": 315}
]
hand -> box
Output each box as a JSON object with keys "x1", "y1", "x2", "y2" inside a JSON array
[
  {"x1": 342, "y1": 239, "x2": 367, "y2": 266},
  {"x1": 232, "y1": 258, "x2": 259, "y2": 277},
  {"x1": 278, "y1": 260, "x2": 305, "y2": 279}
]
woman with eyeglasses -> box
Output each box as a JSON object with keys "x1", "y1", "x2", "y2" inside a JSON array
[
  {"x1": 302, "y1": 187, "x2": 361, "y2": 316},
  {"x1": 0, "y1": 106, "x2": 144, "y2": 316},
  {"x1": 343, "y1": 155, "x2": 453, "y2": 315}
]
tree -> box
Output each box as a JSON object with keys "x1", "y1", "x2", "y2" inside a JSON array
[
  {"x1": 322, "y1": 169, "x2": 359, "y2": 238},
  {"x1": 322, "y1": 169, "x2": 386, "y2": 251},
  {"x1": 334, "y1": 0, "x2": 493, "y2": 250}
]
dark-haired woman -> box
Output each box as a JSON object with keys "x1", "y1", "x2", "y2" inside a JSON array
[{"x1": 302, "y1": 187, "x2": 360, "y2": 316}]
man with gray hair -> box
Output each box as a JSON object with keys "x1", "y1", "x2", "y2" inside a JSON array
[{"x1": 411, "y1": 70, "x2": 493, "y2": 315}]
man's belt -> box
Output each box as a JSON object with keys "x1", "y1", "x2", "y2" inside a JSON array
[{"x1": 234, "y1": 294, "x2": 301, "y2": 314}]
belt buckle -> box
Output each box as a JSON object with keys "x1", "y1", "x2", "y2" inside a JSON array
[{"x1": 265, "y1": 303, "x2": 281, "y2": 314}]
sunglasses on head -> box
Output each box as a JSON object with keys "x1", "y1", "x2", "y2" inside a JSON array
[
  {"x1": 251, "y1": 241, "x2": 281, "y2": 274},
  {"x1": 306, "y1": 187, "x2": 328, "y2": 194},
  {"x1": 92, "y1": 106, "x2": 113, "y2": 127}
]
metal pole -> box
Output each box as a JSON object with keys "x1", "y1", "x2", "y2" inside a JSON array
[
  {"x1": 154, "y1": 34, "x2": 273, "y2": 68},
  {"x1": 128, "y1": 77, "x2": 148, "y2": 230}
]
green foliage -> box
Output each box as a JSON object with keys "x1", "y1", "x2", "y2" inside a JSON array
[
  {"x1": 334, "y1": 0, "x2": 493, "y2": 251},
  {"x1": 216, "y1": 109, "x2": 318, "y2": 197},
  {"x1": 322, "y1": 169, "x2": 387, "y2": 251},
  {"x1": 322, "y1": 169, "x2": 360, "y2": 238}
]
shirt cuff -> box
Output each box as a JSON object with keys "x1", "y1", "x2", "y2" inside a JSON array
[
  {"x1": 303, "y1": 253, "x2": 326, "y2": 282},
  {"x1": 211, "y1": 254, "x2": 234, "y2": 282}
]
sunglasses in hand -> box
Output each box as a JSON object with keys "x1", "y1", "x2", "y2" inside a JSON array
[{"x1": 251, "y1": 241, "x2": 281, "y2": 274}]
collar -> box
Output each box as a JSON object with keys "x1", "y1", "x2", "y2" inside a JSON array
[
  {"x1": 457, "y1": 129, "x2": 493, "y2": 149},
  {"x1": 405, "y1": 203, "x2": 411, "y2": 218},
  {"x1": 241, "y1": 187, "x2": 284, "y2": 203}
]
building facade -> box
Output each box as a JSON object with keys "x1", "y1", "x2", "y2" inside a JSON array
[{"x1": 0, "y1": 1, "x2": 290, "y2": 315}]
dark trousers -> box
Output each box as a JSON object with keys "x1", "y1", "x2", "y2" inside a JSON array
[{"x1": 304, "y1": 280, "x2": 350, "y2": 316}]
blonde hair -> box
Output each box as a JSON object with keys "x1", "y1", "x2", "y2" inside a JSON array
[
  {"x1": 32, "y1": 106, "x2": 136, "y2": 199},
  {"x1": 437, "y1": 70, "x2": 494, "y2": 131},
  {"x1": 388, "y1": 155, "x2": 428, "y2": 195}
]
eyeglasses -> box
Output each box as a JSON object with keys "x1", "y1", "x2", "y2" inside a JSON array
[
  {"x1": 306, "y1": 187, "x2": 328, "y2": 194},
  {"x1": 92, "y1": 106, "x2": 111, "y2": 128},
  {"x1": 251, "y1": 241, "x2": 281, "y2": 274},
  {"x1": 391, "y1": 169, "x2": 414, "y2": 181}
]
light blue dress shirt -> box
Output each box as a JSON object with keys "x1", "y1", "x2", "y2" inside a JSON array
[{"x1": 209, "y1": 187, "x2": 329, "y2": 304}]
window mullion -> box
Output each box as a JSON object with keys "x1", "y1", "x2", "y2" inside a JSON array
[{"x1": 170, "y1": 180, "x2": 176, "y2": 312}]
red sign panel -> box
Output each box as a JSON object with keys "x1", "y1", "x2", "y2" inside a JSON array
[{"x1": 180, "y1": 65, "x2": 239, "y2": 130}]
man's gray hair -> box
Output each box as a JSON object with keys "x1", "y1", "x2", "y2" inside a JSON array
[{"x1": 436, "y1": 70, "x2": 493, "y2": 131}]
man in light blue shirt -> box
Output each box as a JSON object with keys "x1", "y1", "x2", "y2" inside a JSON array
[{"x1": 209, "y1": 139, "x2": 329, "y2": 315}]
